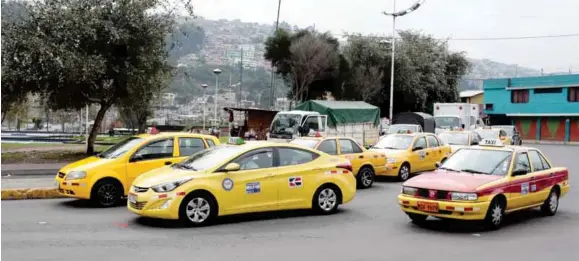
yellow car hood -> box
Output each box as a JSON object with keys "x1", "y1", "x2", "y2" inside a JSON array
[
  {"x1": 370, "y1": 148, "x2": 407, "y2": 158},
  {"x1": 59, "y1": 156, "x2": 113, "y2": 173},
  {"x1": 133, "y1": 165, "x2": 209, "y2": 187}
]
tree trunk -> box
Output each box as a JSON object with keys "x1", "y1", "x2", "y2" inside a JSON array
[
  {"x1": 86, "y1": 103, "x2": 110, "y2": 155},
  {"x1": 1, "y1": 112, "x2": 6, "y2": 124}
]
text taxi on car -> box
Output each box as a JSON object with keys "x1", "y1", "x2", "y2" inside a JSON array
[
  {"x1": 290, "y1": 136, "x2": 388, "y2": 189},
  {"x1": 127, "y1": 138, "x2": 357, "y2": 226},
  {"x1": 475, "y1": 126, "x2": 512, "y2": 145},
  {"x1": 369, "y1": 132, "x2": 452, "y2": 181},
  {"x1": 398, "y1": 139, "x2": 570, "y2": 230},
  {"x1": 437, "y1": 130, "x2": 483, "y2": 153},
  {"x1": 54, "y1": 132, "x2": 220, "y2": 207}
]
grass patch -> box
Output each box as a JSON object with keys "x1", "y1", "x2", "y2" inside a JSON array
[
  {"x1": 2, "y1": 151, "x2": 94, "y2": 164},
  {"x1": 1, "y1": 143, "x2": 76, "y2": 150}
]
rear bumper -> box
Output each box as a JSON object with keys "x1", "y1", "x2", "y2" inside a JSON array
[{"x1": 398, "y1": 194, "x2": 489, "y2": 220}]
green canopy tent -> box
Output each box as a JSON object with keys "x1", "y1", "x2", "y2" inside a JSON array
[{"x1": 294, "y1": 100, "x2": 381, "y2": 128}]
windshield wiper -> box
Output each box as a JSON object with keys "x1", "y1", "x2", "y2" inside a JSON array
[
  {"x1": 461, "y1": 169, "x2": 488, "y2": 175},
  {"x1": 174, "y1": 164, "x2": 196, "y2": 171},
  {"x1": 438, "y1": 167, "x2": 459, "y2": 172}
]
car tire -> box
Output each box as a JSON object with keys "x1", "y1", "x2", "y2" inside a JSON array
[
  {"x1": 540, "y1": 189, "x2": 559, "y2": 216},
  {"x1": 179, "y1": 192, "x2": 217, "y2": 227},
  {"x1": 407, "y1": 213, "x2": 428, "y2": 225},
  {"x1": 484, "y1": 198, "x2": 505, "y2": 230},
  {"x1": 90, "y1": 179, "x2": 123, "y2": 208},
  {"x1": 398, "y1": 163, "x2": 411, "y2": 181},
  {"x1": 312, "y1": 185, "x2": 341, "y2": 215},
  {"x1": 356, "y1": 166, "x2": 375, "y2": 189}
]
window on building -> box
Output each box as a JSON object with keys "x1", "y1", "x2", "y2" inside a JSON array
[
  {"x1": 511, "y1": 89, "x2": 529, "y2": 103},
  {"x1": 534, "y1": 88, "x2": 562, "y2": 94},
  {"x1": 484, "y1": 104, "x2": 494, "y2": 110},
  {"x1": 569, "y1": 87, "x2": 579, "y2": 102}
]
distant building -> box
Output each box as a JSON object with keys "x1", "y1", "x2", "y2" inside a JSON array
[
  {"x1": 459, "y1": 90, "x2": 484, "y2": 104},
  {"x1": 483, "y1": 74, "x2": 579, "y2": 142}
]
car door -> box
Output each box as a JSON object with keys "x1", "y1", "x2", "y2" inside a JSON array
[
  {"x1": 275, "y1": 147, "x2": 321, "y2": 209},
  {"x1": 219, "y1": 148, "x2": 278, "y2": 214},
  {"x1": 526, "y1": 150, "x2": 554, "y2": 205},
  {"x1": 506, "y1": 152, "x2": 534, "y2": 210},
  {"x1": 409, "y1": 136, "x2": 428, "y2": 172},
  {"x1": 126, "y1": 137, "x2": 177, "y2": 189},
  {"x1": 338, "y1": 138, "x2": 365, "y2": 174},
  {"x1": 176, "y1": 137, "x2": 207, "y2": 161},
  {"x1": 425, "y1": 135, "x2": 441, "y2": 170}
]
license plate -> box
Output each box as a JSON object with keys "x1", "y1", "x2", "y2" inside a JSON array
[
  {"x1": 128, "y1": 193, "x2": 137, "y2": 204},
  {"x1": 417, "y1": 201, "x2": 439, "y2": 213}
]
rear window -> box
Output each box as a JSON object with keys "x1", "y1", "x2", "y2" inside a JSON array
[{"x1": 290, "y1": 139, "x2": 319, "y2": 149}]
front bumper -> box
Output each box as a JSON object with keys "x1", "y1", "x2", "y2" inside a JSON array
[
  {"x1": 398, "y1": 194, "x2": 490, "y2": 220},
  {"x1": 126, "y1": 187, "x2": 186, "y2": 220},
  {"x1": 54, "y1": 176, "x2": 91, "y2": 199}
]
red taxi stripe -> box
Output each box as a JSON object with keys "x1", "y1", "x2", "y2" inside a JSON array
[{"x1": 477, "y1": 170, "x2": 568, "y2": 197}]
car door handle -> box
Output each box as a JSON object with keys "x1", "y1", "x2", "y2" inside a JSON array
[
  {"x1": 164, "y1": 161, "x2": 172, "y2": 165},
  {"x1": 530, "y1": 177, "x2": 535, "y2": 180},
  {"x1": 549, "y1": 173, "x2": 554, "y2": 177},
  {"x1": 267, "y1": 173, "x2": 274, "y2": 178},
  {"x1": 358, "y1": 155, "x2": 364, "y2": 159},
  {"x1": 425, "y1": 152, "x2": 429, "y2": 156}
]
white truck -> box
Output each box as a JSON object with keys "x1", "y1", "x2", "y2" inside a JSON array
[
  {"x1": 433, "y1": 103, "x2": 484, "y2": 133},
  {"x1": 266, "y1": 100, "x2": 381, "y2": 146}
]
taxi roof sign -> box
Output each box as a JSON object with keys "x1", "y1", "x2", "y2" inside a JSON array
[
  {"x1": 479, "y1": 139, "x2": 505, "y2": 147},
  {"x1": 227, "y1": 137, "x2": 245, "y2": 145}
]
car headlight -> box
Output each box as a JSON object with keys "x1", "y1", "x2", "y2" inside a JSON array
[
  {"x1": 151, "y1": 177, "x2": 193, "y2": 193},
  {"x1": 65, "y1": 171, "x2": 86, "y2": 180},
  {"x1": 450, "y1": 192, "x2": 477, "y2": 201},
  {"x1": 401, "y1": 186, "x2": 417, "y2": 195},
  {"x1": 387, "y1": 157, "x2": 397, "y2": 164}
]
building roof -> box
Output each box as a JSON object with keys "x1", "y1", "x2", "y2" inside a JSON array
[{"x1": 459, "y1": 90, "x2": 484, "y2": 98}]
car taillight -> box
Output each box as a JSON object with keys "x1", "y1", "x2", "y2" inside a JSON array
[{"x1": 336, "y1": 162, "x2": 353, "y2": 172}]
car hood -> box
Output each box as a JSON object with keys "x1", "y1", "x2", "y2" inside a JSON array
[
  {"x1": 59, "y1": 156, "x2": 114, "y2": 173},
  {"x1": 449, "y1": 145, "x2": 468, "y2": 152},
  {"x1": 133, "y1": 165, "x2": 209, "y2": 187},
  {"x1": 369, "y1": 148, "x2": 407, "y2": 157},
  {"x1": 403, "y1": 170, "x2": 503, "y2": 192}
]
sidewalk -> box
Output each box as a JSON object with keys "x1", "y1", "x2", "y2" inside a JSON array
[{"x1": 1, "y1": 163, "x2": 65, "y2": 176}]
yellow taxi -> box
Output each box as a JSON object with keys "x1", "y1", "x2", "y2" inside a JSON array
[
  {"x1": 127, "y1": 139, "x2": 357, "y2": 226},
  {"x1": 369, "y1": 133, "x2": 452, "y2": 181},
  {"x1": 475, "y1": 127, "x2": 512, "y2": 145},
  {"x1": 290, "y1": 137, "x2": 388, "y2": 189},
  {"x1": 437, "y1": 130, "x2": 483, "y2": 153},
  {"x1": 55, "y1": 132, "x2": 220, "y2": 207},
  {"x1": 398, "y1": 139, "x2": 570, "y2": 230}
]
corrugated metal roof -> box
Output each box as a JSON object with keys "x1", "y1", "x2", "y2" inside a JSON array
[{"x1": 459, "y1": 90, "x2": 484, "y2": 98}]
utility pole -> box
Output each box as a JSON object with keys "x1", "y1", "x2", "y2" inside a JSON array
[
  {"x1": 270, "y1": 0, "x2": 282, "y2": 109},
  {"x1": 240, "y1": 48, "x2": 244, "y2": 108}
]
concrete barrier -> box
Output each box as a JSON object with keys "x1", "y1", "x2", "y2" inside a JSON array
[{"x1": 1, "y1": 188, "x2": 65, "y2": 200}]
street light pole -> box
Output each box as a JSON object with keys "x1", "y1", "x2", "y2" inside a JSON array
[
  {"x1": 201, "y1": 84, "x2": 208, "y2": 131},
  {"x1": 382, "y1": 0, "x2": 426, "y2": 121},
  {"x1": 269, "y1": 0, "x2": 282, "y2": 109},
  {"x1": 213, "y1": 69, "x2": 222, "y2": 129}
]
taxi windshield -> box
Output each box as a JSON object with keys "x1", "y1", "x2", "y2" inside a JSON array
[
  {"x1": 476, "y1": 129, "x2": 500, "y2": 139},
  {"x1": 175, "y1": 145, "x2": 245, "y2": 171},
  {"x1": 373, "y1": 135, "x2": 414, "y2": 150},
  {"x1": 290, "y1": 139, "x2": 319, "y2": 149},
  {"x1": 440, "y1": 148, "x2": 512, "y2": 176},
  {"x1": 386, "y1": 125, "x2": 419, "y2": 134},
  {"x1": 438, "y1": 132, "x2": 469, "y2": 145},
  {"x1": 97, "y1": 137, "x2": 144, "y2": 159}
]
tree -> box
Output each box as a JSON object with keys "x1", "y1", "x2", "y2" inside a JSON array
[
  {"x1": 4, "y1": 0, "x2": 194, "y2": 154},
  {"x1": 342, "y1": 35, "x2": 388, "y2": 102},
  {"x1": 352, "y1": 66, "x2": 384, "y2": 101},
  {"x1": 54, "y1": 110, "x2": 75, "y2": 132}
]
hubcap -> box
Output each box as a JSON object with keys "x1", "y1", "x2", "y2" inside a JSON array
[
  {"x1": 491, "y1": 204, "x2": 502, "y2": 225},
  {"x1": 97, "y1": 184, "x2": 117, "y2": 206},
  {"x1": 400, "y1": 166, "x2": 409, "y2": 180},
  {"x1": 361, "y1": 169, "x2": 373, "y2": 187},
  {"x1": 318, "y1": 188, "x2": 337, "y2": 211},
  {"x1": 549, "y1": 192, "x2": 558, "y2": 213},
  {"x1": 186, "y1": 197, "x2": 211, "y2": 223}
]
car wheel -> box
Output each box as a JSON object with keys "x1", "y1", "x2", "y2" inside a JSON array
[
  {"x1": 179, "y1": 192, "x2": 217, "y2": 227},
  {"x1": 407, "y1": 213, "x2": 428, "y2": 225},
  {"x1": 484, "y1": 198, "x2": 505, "y2": 230},
  {"x1": 540, "y1": 189, "x2": 559, "y2": 216},
  {"x1": 356, "y1": 166, "x2": 375, "y2": 189},
  {"x1": 90, "y1": 179, "x2": 123, "y2": 207},
  {"x1": 398, "y1": 163, "x2": 411, "y2": 181},
  {"x1": 312, "y1": 185, "x2": 340, "y2": 215}
]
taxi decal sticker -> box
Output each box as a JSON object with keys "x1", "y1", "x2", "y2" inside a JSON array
[
  {"x1": 222, "y1": 178, "x2": 234, "y2": 191},
  {"x1": 531, "y1": 184, "x2": 537, "y2": 192},
  {"x1": 419, "y1": 151, "x2": 426, "y2": 160},
  {"x1": 289, "y1": 176, "x2": 303, "y2": 188},
  {"x1": 246, "y1": 182, "x2": 261, "y2": 194},
  {"x1": 521, "y1": 182, "x2": 530, "y2": 195}
]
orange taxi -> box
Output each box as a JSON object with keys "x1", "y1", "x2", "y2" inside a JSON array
[
  {"x1": 398, "y1": 139, "x2": 570, "y2": 230},
  {"x1": 290, "y1": 137, "x2": 388, "y2": 189}
]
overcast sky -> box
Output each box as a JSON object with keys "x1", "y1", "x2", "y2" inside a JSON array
[{"x1": 192, "y1": 0, "x2": 579, "y2": 73}]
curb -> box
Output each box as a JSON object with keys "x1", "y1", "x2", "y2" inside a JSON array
[
  {"x1": 1, "y1": 188, "x2": 65, "y2": 200},
  {"x1": 522, "y1": 140, "x2": 579, "y2": 146},
  {"x1": 1, "y1": 169, "x2": 59, "y2": 176}
]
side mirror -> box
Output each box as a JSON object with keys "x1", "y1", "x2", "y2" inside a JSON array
[
  {"x1": 471, "y1": 141, "x2": 479, "y2": 145},
  {"x1": 412, "y1": 146, "x2": 424, "y2": 151},
  {"x1": 440, "y1": 157, "x2": 447, "y2": 164},
  {"x1": 223, "y1": 163, "x2": 241, "y2": 172},
  {"x1": 512, "y1": 169, "x2": 528, "y2": 176},
  {"x1": 435, "y1": 162, "x2": 441, "y2": 168},
  {"x1": 129, "y1": 154, "x2": 144, "y2": 163}
]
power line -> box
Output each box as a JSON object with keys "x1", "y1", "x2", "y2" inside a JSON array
[{"x1": 330, "y1": 32, "x2": 579, "y2": 41}]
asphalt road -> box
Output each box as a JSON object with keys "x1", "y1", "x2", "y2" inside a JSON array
[{"x1": 2, "y1": 144, "x2": 579, "y2": 261}]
